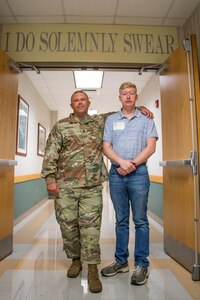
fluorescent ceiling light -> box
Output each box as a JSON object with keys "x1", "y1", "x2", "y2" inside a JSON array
[{"x1": 74, "y1": 71, "x2": 103, "y2": 89}]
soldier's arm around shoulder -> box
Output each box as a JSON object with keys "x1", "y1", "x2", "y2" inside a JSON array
[{"x1": 98, "y1": 111, "x2": 116, "y2": 123}]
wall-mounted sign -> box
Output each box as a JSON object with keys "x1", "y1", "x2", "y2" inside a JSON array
[{"x1": 1, "y1": 24, "x2": 178, "y2": 64}]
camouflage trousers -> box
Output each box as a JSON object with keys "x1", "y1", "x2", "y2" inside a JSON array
[{"x1": 54, "y1": 185, "x2": 103, "y2": 264}]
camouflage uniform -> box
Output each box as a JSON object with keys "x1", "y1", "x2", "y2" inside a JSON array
[{"x1": 41, "y1": 113, "x2": 109, "y2": 264}]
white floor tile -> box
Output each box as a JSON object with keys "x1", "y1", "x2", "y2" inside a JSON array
[{"x1": 0, "y1": 196, "x2": 199, "y2": 300}]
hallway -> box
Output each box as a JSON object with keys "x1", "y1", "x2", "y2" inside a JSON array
[{"x1": 0, "y1": 184, "x2": 200, "y2": 300}]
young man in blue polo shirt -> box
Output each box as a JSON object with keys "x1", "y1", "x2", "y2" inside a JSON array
[{"x1": 101, "y1": 82, "x2": 158, "y2": 285}]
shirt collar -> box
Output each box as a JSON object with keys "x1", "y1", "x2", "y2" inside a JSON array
[
  {"x1": 69, "y1": 113, "x2": 91, "y2": 124},
  {"x1": 117, "y1": 108, "x2": 141, "y2": 120}
]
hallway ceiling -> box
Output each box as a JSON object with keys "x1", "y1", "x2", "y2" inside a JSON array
[
  {"x1": 1, "y1": 0, "x2": 199, "y2": 118},
  {"x1": 24, "y1": 70, "x2": 155, "y2": 118},
  {"x1": 0, "y1": 0, "x2": 199, "y2": 26}
]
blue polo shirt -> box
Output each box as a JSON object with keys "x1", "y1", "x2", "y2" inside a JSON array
[{"x1": 103, "y1": 108, "x2": 158, "y2": 161}]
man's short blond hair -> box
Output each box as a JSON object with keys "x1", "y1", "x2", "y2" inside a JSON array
[{"x1": 119, "y1": 82, "x2": 137, "y2": 93}]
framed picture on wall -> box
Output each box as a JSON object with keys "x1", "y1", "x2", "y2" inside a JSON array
[
  {"x1": 16, "y1": 95, "x2": 29, "y2": 156},
  {"x1": 37, "y1": 123, "x2": 46, "y2": 157}
]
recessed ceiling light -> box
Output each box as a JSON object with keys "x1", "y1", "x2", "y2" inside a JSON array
[{"x1": 74, "y1": 70, "x2": 103, "y2": 89}]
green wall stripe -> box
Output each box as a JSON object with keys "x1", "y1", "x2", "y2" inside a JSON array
[
  {"x1": 14, "y1": 178, "x2": 48, "y2": 219},
  {"x1": 14, "y1": 179, "x2": 163, "y2": 221},
  {"x1": 148, "y1": 182, "x2": 163, "y2": 219}
]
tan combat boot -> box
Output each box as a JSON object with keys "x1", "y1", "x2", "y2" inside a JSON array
[
  {"x1": 88, "y1": 264, "x2": 102, "y2": 293},
  {"x1": 67, "y1": 258, "x2": 82, "y2": 278}
]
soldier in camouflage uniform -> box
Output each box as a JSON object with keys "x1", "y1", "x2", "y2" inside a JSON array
[
  {"x1": 41, "y1": 90, "x2": 152, "y2": 293},
  {"x1": 41, "y1": 90, "x2": 110, "y2": 293}
]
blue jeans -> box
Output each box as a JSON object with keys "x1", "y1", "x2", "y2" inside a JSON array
[{"x1": 109, "y1": 163, "x2": 150, "y2": 267}]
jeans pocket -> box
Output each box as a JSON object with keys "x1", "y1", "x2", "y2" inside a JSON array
[
  {"x1": 135, "y1": 165, "x2": 148, "y2": 175},
  {"x1": 109, "y1": 165, "x2": 120, "y2": 176}
]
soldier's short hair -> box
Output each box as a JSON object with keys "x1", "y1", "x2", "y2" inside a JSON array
[{"x1": 71, "y1": 90, "x2": 89, "y2": 102}]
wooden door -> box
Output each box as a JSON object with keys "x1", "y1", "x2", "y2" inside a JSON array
[
  {"x1": 160, "y1": 35, "x2": 200, "y2": 279},
  {"x1": 0, "y1": 50, "x2": 18, "y2": 260}
]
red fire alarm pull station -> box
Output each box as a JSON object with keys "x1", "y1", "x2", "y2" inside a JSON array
[{"x1": 155, "y1": 99, "x2": 159, "y2": 108}]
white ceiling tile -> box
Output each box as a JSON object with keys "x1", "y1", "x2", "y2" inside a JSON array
[
  {"x1": 52, "y1": 95, "x2": 68, "y2": 102},
  {"x1": 0, "y1": 0, "x2": 12, "y2": 14},
  {"x1": 41, "y1": 71, "x2": 74, "y2": 80},
  {"x1": 7, "y1": 0, "x2": 64, "y2": 15},
  {"x1": 167, "y1": 0, "x2": 200, "y2": 18},
  {"x1": 66, "y1": 16, "x2": 114, "y2": 24},
  {"x1": 63, "y1": 0, "x2": 118, "y2": 15},
  {"x1": 30, "y1": 80, "x2": 47, "y2": 88},
  {"x1": 48, "y1": 86, "x2": 72, "y2": 94},
  {"x1": 115, "y1": 17, "x2": 163, "y2": 26},
  {"x1": 34, "y1": 87, "x2": 51, "y2": 94},
  {"x1": 45, "y1": 79, "x2": 74, "y2": 89},
  {"x1": 25, "y1": 71, "x2": 41, "y2": 80},
  {"x1": 51, "y1": 89, "x2": 75, "y2": 96},
  {"x1": 117, "y1": 0, "x2": 173, "y2": 17},
  {"x1": 16, "y1": 16, "x2": 65, "y2": 23}
]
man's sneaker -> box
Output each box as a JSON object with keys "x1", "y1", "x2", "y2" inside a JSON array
[
  {"x1": 131, "y1": 266, "x2": 149, "y2": 285},
  {"x1": 101, "y1": 261, "x2": 129, "y2": 277}
]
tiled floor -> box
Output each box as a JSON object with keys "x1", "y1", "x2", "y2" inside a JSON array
[{"x1": 0, "y1": 185, "x2": 200, "y2": 299}]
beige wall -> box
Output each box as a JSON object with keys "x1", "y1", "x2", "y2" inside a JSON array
[
  {"x1": 139, "y1": 75, "x2": 162, "y2": 176},
  {"x1": 15, "y1": 73, "x2": 52, "y2": 176}
]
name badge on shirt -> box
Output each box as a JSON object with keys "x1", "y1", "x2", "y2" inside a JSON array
[{"x1": 113, "y1": 122, "x2": 125, "y2": 130}]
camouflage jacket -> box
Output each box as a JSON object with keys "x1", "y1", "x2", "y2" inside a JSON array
[{"x1": 41, "y1": 113, "x2": 110, "y2": 188}]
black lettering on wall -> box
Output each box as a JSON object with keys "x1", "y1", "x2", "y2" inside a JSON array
[
  {"x1": 40, "y1": 32, "x2": 49, "y2": 51},
  {"x1": 165, "y1": 35, "x2": 175, "y2": 54},
  {"x1": 15, "y1": 32, "x2": 35, "y2": 52},
  {"x1": 145, "y1": 34, "x2": 154, "y2": 53},
  {"x1": 4, "y1": 32, "x2": 11, "y2": 52}
]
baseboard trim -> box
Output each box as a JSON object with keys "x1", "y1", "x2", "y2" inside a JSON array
[{"x1": 0, "y1": 235, "x2": 13, "y2": 260}]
